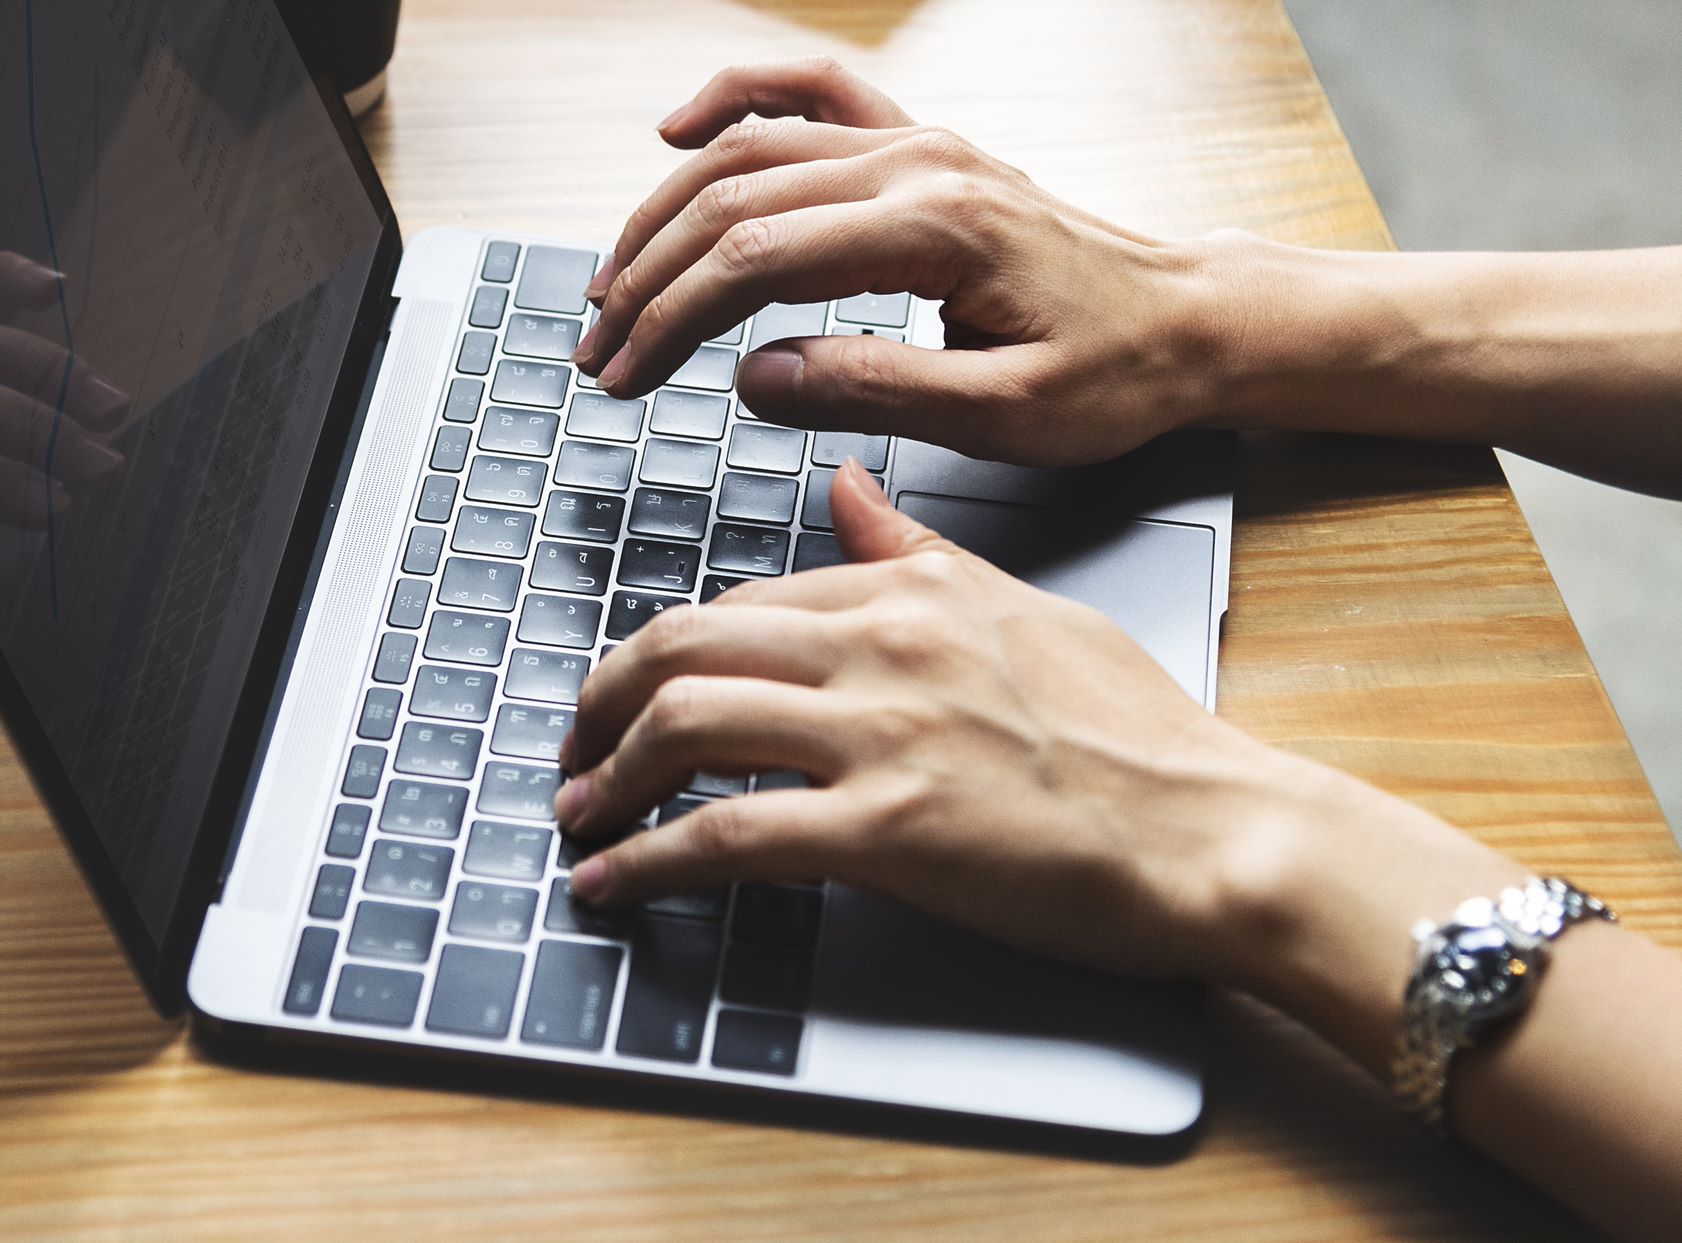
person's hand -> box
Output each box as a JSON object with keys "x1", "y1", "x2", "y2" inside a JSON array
[
  {"x1": 0, "y1": 252, "x2": 128, "y2": 529},
  {"x1": 571, "y1": 58, "x2": 1224, "y2": 468},
  {"x1": 554, "y1": 461, "x2": 1345, "y2": 981}
]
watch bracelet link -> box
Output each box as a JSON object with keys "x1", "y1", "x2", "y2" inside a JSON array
[{"x1": 1391, "y1": 876, "x2": 1615, "y2": 1132}]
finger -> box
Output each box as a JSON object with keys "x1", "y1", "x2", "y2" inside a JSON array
[
  {"x1": 584, "y1": 148, "x2": 903, "y2": 373},
  {"x1": 582, "y1": 120, "x2": 903, "y2": 310},
  {"x1": 598, "y1": 198, "x2": 955, "y2": 398},
  {"x1": 705, "y1": 558, "x2": 901, "y2": 609},
  {"x1": 0, "y1": 327, "x2": 130, "y2": 430},
  {"x1": 559, "y1": 677, "x2": 851, "y2": 837},
  {"x1": 0, "y1": 252, "x2": 63, "y2": 312},
  {"x1": 570, "y1": 788, "x2": 846, "y2": 906},
  {"x1": 735, "y1": 331, "x2": 1040, "y2": 463},
  {"x1": 657, "y1": 57, "x2": 913, "y2": 150},
  {"x1": 565, "y1": 602, "x2": 848, "y2": 772},
  {"x1": 0, "y1": 385, "x2": 125, "y2": 485},
  {"x1": 830, "y1": 457, "x2": 960, "y2": 563},
  {"x1": 0, "y1": 457, "x2": 70, "y2": 531}
]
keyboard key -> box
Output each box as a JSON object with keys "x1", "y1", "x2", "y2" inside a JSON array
[
  {"x1": 754, "y1": 769, "x2": 810, "y2": 792},
  {"x1": 699, "y1": 575, "x2": 745, "y2": 603},
  {"x1": 411, "y1": 664, "x2": 496, "y2": 722},
  {"x1": 348, "y1": 900, "x2": 440, "y2": 963},
  {"x1": 423, "y1": 610, "x2": 511, "y2": 666},
  {"x1": 555, "y1": 440, "x2": 636, "y2": 492},
  {"x1": 658, "y1": 794, "x2": 710, "y2": 825},
  {"x1": 457, "y1": 331, "x2": 496, "y2": 375},
  {"x1": 800, "y1": 468, "x2": 836, "y2": 530},
  {"x1": 469, "y1": 284, "x2": 508, "y2": 328},
  {"x1": 605, "y1": 590, "x2": 687, "y2": 640},
  {"x1": 490, "y1": 359, "x2": 569, "y2": 408},
  {"x1": 618, "y1": 538, "x2": 701, "y2": 592},
  {"x1": 464, "y1": 820, "x2": 552, "y2": 882},
  {"x1": 732, "y1": 883, "x2": 823, "y2": 948},
  {"x1": 649, "y1": 389, "x2": 729, "y2": 440},
  {"x1": 357, "y1": 688, "x2": 402, "y2": 741},
  {"x1": 810, "y1": 431, "x2": 890, "y2": 472},
  {"x1": 477, "y1": 761, "x2": 561, "y2": 820},
  {"x1": 442, "y1": 377, "x2": 484, "y2": 423},
  {"x1": 505, "y1": 311, "x2": 582, "y2": 361},
  {"x1": 522, "y1": 938, "x2": 625, "y2": 1051},
  {"x1": 478, "y1": 406, "x2": 560, "y2": 457},
  {"x1": 545, "y1": 874, "x2": 631, "y2": 938},
  {"x1": 515, "y1": 244, "x2": 597, "y2": 315},
  {"x1": 403, "y1": 525, "x2": 445, "y2": 574},
  {"x1": 726, "y1": 423, "x2": 805, "y2": 474},
  {"x1": 481, "y1": 240, "x2": 520, "y2": 283},
  {"x1": 711, "y1": 322, "x2": 745, "y2": 346},
  {"x1": 440, "y1": 556, "x2": 523, "y2": 612},
  {"x1": 644, "y1": 890, "x2": 729, "y2": 921},
  {"x1": 688, "y1": 771, "x2": 748, "y2": 797},
  {"x1": 518, "y1": 593, "x2": 602, "y2": 649},
  {"x1": 326, "y1": 803, "x2": 372, "y2": 858},
  {"x1": 416, "y1": 474, "x2": 458, "y2": 522},
  {"x1": 718, "y1": 472, "x2": 797, "y2": 524},
  {"x1": 668, "y1": 345, "x2": 738, "y2": 391},
  {"x1": 712, "y1": 1009, "x2": 803, "y2": 1076},
  {"x1": 373, "y1": 633, "x2": 418, "y2": 684},
  {"x1": 388, "y1": 577, "x2": 432, "y2": 629},
  {"x1": 452, "y1": 504, "x2": 535, "y2": 559},
  {"x1": 629, "y1": 487, "x2": 711, "y2": 539},
  {"x1": 466, "y1": 454, "x2": 547, "y2": 507},
  {"x1": 531, "y1": 540, "x2": 613, "y2": 595},
  {"x1": 747, "y1": 301, "x2": 828, "y2": 350},
  {"x1": 363, "y1": 841, "x2": 455, "y2": 903},
  {"x1": 283, "y1": 926, "x2": 337, "y2": 1016},
  {"x1": 831, "y1": 324, "x2": 903, "y2": 342},
  {"x1": 566, "y1": 392, "x2": 647, "y2": 442},
  {"x1": 342, "y1": 745, "x2": 386, "y2": 798},
  {"x1": 616, "y1": 915, "x2": 724, "y2": 1063},
  {"x1": 394, "y1": 721, "x2": 483, "y2": 780},
  {"x1": 640, "y1": 437, "x2": 719, "y2": 489},
  {"x1": 427, "y1": 943, "x2": 525, "y2": 1038},
  {"x1": 542, "y1": 488, "x2": 625, "y2": 541},
  {"x1": 506, "y1": 648, "x2": 590, "y2": 704},
  {"x1": 491, "y1": 703, "x2": 575, "y2": 762},
  {"x1": 332, "y1": 964, "x2": 425, "y2": 1027},
  {"x1": 430, "y1": 425, "x2": 472, "y2": 472},
  {"x1": 379, "y1": 778, "x2": 469, "y2": 840},
  {"x1": 720, "y1": 943, "x2": 814, "y2": 1012},
  {"x1": 793, "y1": 533, "x2": 844, "y2": 573},
  {"x1": 449, "y1": 881, "x2": 539, "y2": 943},
  {"x1": 834, "y1": 291, "x2": 910, "y2": 328},
  {"x1": 309, "y1": 864, "x2": 356, "y2": 920},
  {"x1": 707, "y1": 524, "x2": 789, "y2": 576}
]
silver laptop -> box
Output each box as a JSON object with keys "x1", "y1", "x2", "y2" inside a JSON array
[{"x1": 1, "y1": 0, "x2": 1229, "y2": 1137}]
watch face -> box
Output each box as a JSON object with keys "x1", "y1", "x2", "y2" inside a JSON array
[{"x1": 1434, "y1": 924, "x2": 1531, "y2": 1019}]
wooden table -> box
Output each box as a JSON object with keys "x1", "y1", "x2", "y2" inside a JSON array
[{"x1": 5, "y1": 1, "x2": 1678, "y2": 1238}]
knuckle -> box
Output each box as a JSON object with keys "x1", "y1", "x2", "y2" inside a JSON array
[
  {"x1": 900, "y1": 548, "x2": 963, "y2": 592},
  {"x1": 711, "y1": 119, "x2": 767, "y2": 160},
  {"x1": 715, "y1": 216, "x2": 780, "y2": 278},
  {"x1": 800, "y1": 53, "x2": 846, "y2": 82},
  {"x1": 693, "y1": 173, "x2": 753, "y2": 232},
  {"x1": 907, "y1": 125, "x2": 975, "y2": 168},
  {"x1": 831, "y1": 333, "x2": 898, "y2": 402},
  {"x1": 686, "y1": 803, "x2": 748, "y2": 862},
  {"x1": 636, "y1": 603, "x2": 702, "y2": 670},
  {"x1": 644, "y1": 674, "x2": 709, "y2": 742}
]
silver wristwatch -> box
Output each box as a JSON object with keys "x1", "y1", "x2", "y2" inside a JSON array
[{"x1": 1391, "y1": 875, "x2": 1615, "y2": 1131}]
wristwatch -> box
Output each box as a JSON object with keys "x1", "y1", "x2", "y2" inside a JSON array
[{"x1": 1392, "y1": 875, "x2": 1615, "y2": 1131}]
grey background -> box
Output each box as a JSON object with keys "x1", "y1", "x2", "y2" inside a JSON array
[{"x1": 1285, "y1": 0, "x2": 1682, "y2": 838}]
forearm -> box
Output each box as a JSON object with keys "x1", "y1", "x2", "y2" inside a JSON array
[
  {"x1": 1212, "y1": 756, "x2": 1682, "y2": 1241},
  {"x1": 1194, "y1": 235, "x2": 1682, "y2": 497}
]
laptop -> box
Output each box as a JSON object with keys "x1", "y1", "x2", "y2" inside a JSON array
[{"x1": 1, "y1": 0, "x2": 1230, "y2": 1137}]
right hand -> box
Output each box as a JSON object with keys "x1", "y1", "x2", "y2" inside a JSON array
[
  {"x1": 0, "y1": 252, "x2": 128, "y2": 530},
  {"x1": 573, "y1": 58, "x2": 1230, "y2": 467}
]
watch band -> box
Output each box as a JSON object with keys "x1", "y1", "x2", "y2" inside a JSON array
[{"x1": 1392, "y1": 876, "x2": 1614, "y2": 1132}]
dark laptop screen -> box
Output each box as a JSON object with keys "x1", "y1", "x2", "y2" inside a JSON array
[{"x1": 0, "y1": 1, "x2": 387, "y2": 953}]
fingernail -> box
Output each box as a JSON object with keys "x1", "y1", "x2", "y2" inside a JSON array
[
  {"x1": 656, "y1": 103, "x2": 690, "y2": 132},
  {"x1": 556, "y1": 773, "x2": 592, "y2": 825},
  {"x1": 65, "y1": 438, "x2": 124, "y2": 482},
  {"x1": 574, "y1": 324, "x2": 600, "y2": 368},
  {"x1": 584, "y1": 257, "x2": 614, "y2": 300},
  {"x1": 558, "y1": 731, "x2": 577, "y2": 772},
  {"x1": 739, "y1": 343, "x2": 803, "y2": 395},
  {"x1": 598, "y1": 351, "x2": 628, "y2": 391},
  {"x1": 85, "y1": 376, "x2": 131, "y2": 424},
  {"x1": 571, "y1": 856, "x2": 608, "y2": 900},
  {"x1": 847, "y1": 457, "x2": 892, "y2": 508}
]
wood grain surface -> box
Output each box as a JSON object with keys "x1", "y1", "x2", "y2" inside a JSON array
[{"x1": 4, "y1": 1, "x2": 1677, "y2": 1239}]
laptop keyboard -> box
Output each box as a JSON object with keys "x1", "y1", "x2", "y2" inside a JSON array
[{"x1": 281, "y1": 239, "x2": 910, "y2": 1077}]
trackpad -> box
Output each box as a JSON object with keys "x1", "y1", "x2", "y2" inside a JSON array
[{"x1": 896, "y1": 493, "x2": 1215, "y2": 703}]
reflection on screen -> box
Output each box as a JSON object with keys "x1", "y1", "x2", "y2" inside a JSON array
[{"x1": 0, "y1": 0, "x2": 383, "y2": 942}]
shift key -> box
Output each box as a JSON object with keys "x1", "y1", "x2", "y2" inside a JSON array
[{"x1": 615, "y1": 915, "x2": 722, "y2": 1063}]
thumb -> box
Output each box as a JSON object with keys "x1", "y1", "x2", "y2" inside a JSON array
[{"x1": 830, "y1": 458, "x2": 955, "y2": 563}]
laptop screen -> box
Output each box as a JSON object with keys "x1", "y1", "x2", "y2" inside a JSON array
[{"x1": 0, "y1": 1, "x2": 390, "y2": 964}]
